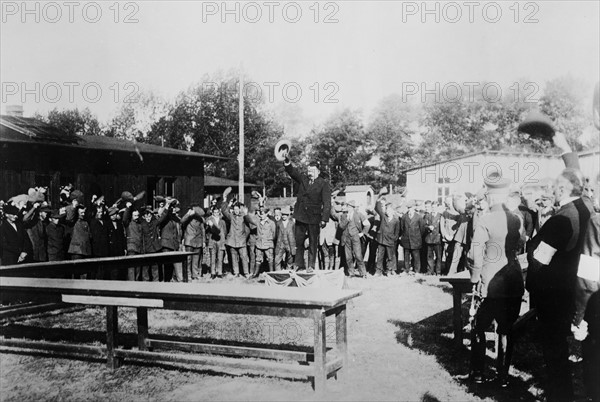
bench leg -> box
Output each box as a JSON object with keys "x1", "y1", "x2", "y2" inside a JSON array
[
  {"x1": 182, "y1": 258, "x2": 188, "y2": 283},
  {"x1": 452, "y1": 288, "x2": 463, "y2": 347},
  {"x1": 106, "y1": 306, "x2": 120, "y2": 369},
  {"x1": 313, "y1": 308, "x2": 327, "y2": 392},
  {"x1": 137, "y1": 307, "x2": 149, "y2": 351},
  {"x1": 336, "y1": 305, "x2": 347, "y2": 378}
]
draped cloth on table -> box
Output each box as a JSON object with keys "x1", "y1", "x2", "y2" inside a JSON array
[{"x1": 264, "y1": 269, "x2": 346, "y2": 289}]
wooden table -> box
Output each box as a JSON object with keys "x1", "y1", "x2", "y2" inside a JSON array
[
  {"x1": 439, "y1": 271, "x2": 475, "y2": 347},
  {"x1": 0, "y1": 277, "x2": 361, "y2": 392}
]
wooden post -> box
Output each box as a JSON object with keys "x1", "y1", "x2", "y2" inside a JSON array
[
  {"x1": 137, "y1": 307, "x2": 149, "y2": 351},
  {"x1": 313, "y1": 308, "x2": 327, "y2": 392},
  {"x1": 452, "y1": 288, "x2": 463, "y2": 347},
  {"x1": 106, "y1": 306, "x2": 120, "y2": 369},
  {"x1": 182, "y1": 255, "x2": 188, "y2": 283},
  {"x1": 336, "y1": 305, "x2": 347, "y2": 377}
]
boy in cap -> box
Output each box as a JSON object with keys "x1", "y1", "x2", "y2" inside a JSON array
[
  {"x1": 245, "y1": 206, "x2": 276, "y2": 276},
  {"x1": 123, "y1": 203, "x2": 143, "y2": 281},
  {"x1": 275, "y1": 206, "x2": 296, "y2": 270},
  {"x1": 206, "y1": 206, "x2": 227, "y2": 279},
  {"x1": 221, "y1": 187, "x2": 249, "y2": 277},
  {"x1": 181, "y1": 204, "x2": 206, "y2": 281},
  {"x1": 468, "y1": 175, "x2": 525, "y2": 386}
]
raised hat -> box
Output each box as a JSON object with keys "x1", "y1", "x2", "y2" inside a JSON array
[
  {"x1": 108, "y1": 206, "x2": 119, "y2": 216},
  {"x1": 3, "y1": 203, "x2": 19, "y2": 215},
  {"x1": 518, "y1": 110, "x2": 555, "y2": 140}
]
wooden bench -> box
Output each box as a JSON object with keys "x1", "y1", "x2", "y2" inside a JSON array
[
  {"x1": 0, "y1": 251, "x2": 195, "y2": 281},
  {"x1": 0, "y1": 277, "x2": 361, "y2": 391}
]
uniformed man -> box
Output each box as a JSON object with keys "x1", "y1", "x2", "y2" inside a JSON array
[{"x1": 468, "y1": 175, "x2": 525, "y2": 387}]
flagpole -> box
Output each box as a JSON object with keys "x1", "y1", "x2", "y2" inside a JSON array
[{"x1": 238, "y1": 68, "x2": 244, "y2": 203}]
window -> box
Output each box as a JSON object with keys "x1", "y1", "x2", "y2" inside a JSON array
[
  {"x1": 164, "y1": 178, "x2": 176, "y2": 197},
  {"x1": 437, "y1": 177, "x2": 451, "y2": 204}
]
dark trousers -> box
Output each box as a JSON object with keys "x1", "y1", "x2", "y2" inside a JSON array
[
  {"x1": 319, "y1": 243, "x2": 336, "y2": 270},
  {"x1": 376, "y1": 244, "x2": 396, "y2": 274},
  {"x1": 583, "y1": 336, "x2": 600, "y2": 402},
  {"x1": 294, "y1": 221, "x2": 319, "y2": 270},
  {"x1": 344, "y1": 236, "x2": 366, "y2": 276},
  {"x1": 426, "y1": 243, "x2": 442, "y2": 275},
  {"x1": 535, "y1": 292, "x2": 575, "y2": 402},
  {"x1": 403, "y1": 248, "x2": 421, "y2": 273}
]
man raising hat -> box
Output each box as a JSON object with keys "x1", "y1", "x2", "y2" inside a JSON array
[{"x1": 283, "y1": 154, "x2": 331, "y2": 273}]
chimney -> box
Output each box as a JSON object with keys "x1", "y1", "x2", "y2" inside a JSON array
[{"x1": 6, "y1": 105, "x2": 23, "y2": 117}]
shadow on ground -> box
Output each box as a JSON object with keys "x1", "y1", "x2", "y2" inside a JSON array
[{"x1": 386, "y1": 301, "x2": 572, "y2": 402}]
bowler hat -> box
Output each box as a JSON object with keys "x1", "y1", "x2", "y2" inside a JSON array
[
  {"x1": 518, "y1": 110, "x2": 555, "y2": 140},
  {"x1": 3, "y1": 203, "x2": 20, "y2": 215}
]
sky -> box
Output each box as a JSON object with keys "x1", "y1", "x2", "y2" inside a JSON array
[{"x1": 1, "y1": 0, "x2": 599, "y2": 134}]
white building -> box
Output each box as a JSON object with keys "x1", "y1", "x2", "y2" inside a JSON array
[{"x1": 403, "y1": 150, "x2": 600, "y2": 203}]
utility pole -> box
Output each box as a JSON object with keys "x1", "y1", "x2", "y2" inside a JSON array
[{"x1": 238, "y1": 69, "x2": 244, "y2": 203}]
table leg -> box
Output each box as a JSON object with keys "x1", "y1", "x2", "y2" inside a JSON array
[
  {"x1": 106, "y1": 306, "x2": 120, "y2": 369},
  {"x1": 182, "y1": 257, "x2": 188, "y2": 283},
  {"x1": 313, "y1": 308, "x2": 327, "y2": 392},
  {"x1": 137, "y1": 307, "x2": 149, "y2": 351},
  {"x1": 336, "y1": 305, "x2": 347, "y2": 377},
  {"x1": 452, "y1": 287, "x2": 463, "y2": 347}
]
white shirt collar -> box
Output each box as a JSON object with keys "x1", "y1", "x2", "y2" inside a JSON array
[{"x1": 559, "y1": 196, "x2": 579, "y2": 207}]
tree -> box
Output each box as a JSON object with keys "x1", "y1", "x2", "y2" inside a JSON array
[
  {"x1": 41, "y1": 107, "x2": 103, "y2": 136},
  {"x1": 305, "y1": 109, "x2": 370, "y2": 188},
  {"x1": 365, "y1": 95, "x2": 418, "y2": 181},
  {"x1": 147, "y1": 72, "x2": 286, "y2": 195}
]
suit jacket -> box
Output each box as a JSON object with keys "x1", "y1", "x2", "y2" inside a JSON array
[
  {"x1": 108, "y1": 220, "x2": 126, "y2": 257},
  {"x1": 285, "y1": 163, "x2": 331, "y2": 225},
  {"x1": 332, "y1": 209, "x2": 370, "y2": 247},
  {"x1": 526, "y1": 197, "x2": 593, "y2": 332},
  {"x1": 182, "y1": 213, "x2": 205, "y2": 248},
  {"x1": 221, "y1": 203, "x2": 248, "y2": 248},
  {"x1": 68, "y1": 219, "x2": 91, "y2": 256},
  {"x1": 423, "y1": 212, "x2": 442, "y2": 245},
  {"x1": 246, "y1": 214, "x2": 276, "y2": 249},
  {"x1": 123, "y1": 207, "x2": 143, "y2": 254},
  {"x1": 206, "y1": 216, "x2": 227, "y2": 250},
  {"x1": 400, "y1": 212, "x2": 425, "y2": 250},
  {"x1": 276, "y1": 219, "x2": 296, "y2": 253},
  {"x1": 160, "y1": 212, "x2": 181, "y2": 251},
  {"x1": 374, "y1": 201, "x2": 400, "y2": 247},
  {"x1": 46, "y1": 222, "x2": 65, "y2": 260},
  {"x1": 90, "y1": 218, "x2": 110, "y2": 257},
  {"x1": 0, "y1": 220, "x2": 33, "y2": 265}
]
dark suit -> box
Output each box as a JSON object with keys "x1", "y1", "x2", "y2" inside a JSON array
[
  {"x1": 0, "y1": 220, "x2": 33, "y2": 265},
  {"x1": 423, "y1": 212, "x2": 442, "y2": 275},
  {"x1": 400, "y1": 211, "x2": 425, "y2": 273},
  {"x1": 374, "y1": 201, "x2": 400, "y2": 275},
  {"x1": 285, "y1": 162, "x2": 331, "y2": 270},
  {"x1": 527, "y1": 197, "x2": 592, "y2": 402},
  {"x1": 107, "y1": 220, "x2": 126, "y2": 280}
]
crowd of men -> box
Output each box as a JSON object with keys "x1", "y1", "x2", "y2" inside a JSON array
[{"x1": 0, "y1": 131, "x2": 598, "y2": 401}]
